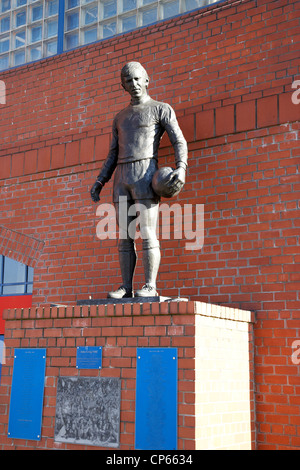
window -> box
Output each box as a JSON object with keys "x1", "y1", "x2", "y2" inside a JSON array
[
  {"x1": 0, "y1": 255, "x2": 34, "y2": 295},
  {"x1": 0, "y1": 0, "x2": 222, "y2": 70},
  {"x1": 0, "y1": 0, "x2": 59, "y2": 70}
]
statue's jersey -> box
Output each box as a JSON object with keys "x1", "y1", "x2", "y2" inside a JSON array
[{"x1": 98, "y1": 97, "x2": 187, "y2": 184}]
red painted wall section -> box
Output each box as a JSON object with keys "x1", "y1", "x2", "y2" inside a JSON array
[{"x1": 0, "y1": 296, "x2": 32, "y2": 334}]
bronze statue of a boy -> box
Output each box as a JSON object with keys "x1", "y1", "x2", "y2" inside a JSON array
[{"x1": 91, "y1": 62, "x2": 188, "y2": 299}]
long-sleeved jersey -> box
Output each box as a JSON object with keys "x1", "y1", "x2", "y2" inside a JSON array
[{"x1": 97, "y1": 97, "x2": 188, "y2": 184}]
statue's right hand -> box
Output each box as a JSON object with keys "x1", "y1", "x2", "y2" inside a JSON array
[{"x1": 90, "y1": 181, "x2": 103, "y2": 203}]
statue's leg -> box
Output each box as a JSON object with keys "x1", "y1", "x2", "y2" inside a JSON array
[
  {"x1": 107, "y1": 199, "x2": 136, "y2": 299},
  {"x1": 118, "y1": 240, "x2": 137, "y2": 293},
  {"x1": 135, "y1": 200, "x2": 160, "y2": 297}
]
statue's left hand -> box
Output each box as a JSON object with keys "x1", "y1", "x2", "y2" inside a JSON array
[{"x1": 166, "y1": 167, "x2": 186, "y2": 193}]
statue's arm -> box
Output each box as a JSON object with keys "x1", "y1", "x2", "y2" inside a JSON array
[
  {"x1": 90, "y1": 120, "x2": 119, "y2": 202},
  {"x1": 161, "y1": 105, "x2": 188, "y2": 189}
]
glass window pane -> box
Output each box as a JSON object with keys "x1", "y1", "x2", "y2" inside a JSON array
[
  {"x1": 83, "y1": 5, "x2": 98, "y2": 25},
  {"x1": 16, "y1": 9, "x2": 26, "y2": 27},
  {"x1": 0, "y1": 54, "x2": 9, "y2": 70},
  {"x1": 122, "y1": 14, "x2": 136, "y2": 31},
  {"x1": 45, "y1": 39, "x2": 57, "y2": 55},
  {"x1": 1, "y1": 0, "x2": 11, "y2": 13},
  {"x1": 103, "y1": 21, "x2": 116, "y2": 37},
  {"x1": 0, "y1": 16, "x2": 10, "y2": 33},
  {"x1": 14, "y1": 49, "x2": 25, "y2": 65},
  {"x1": 3, "y1": 284, "x2": 25, "y2": 294},
  {"x1": 31, "y1": 25, "x2": 42, "y2": 42},
  {"x1": 4, "y1": 257, "x2": 26, "y2": 284},
  {"x1": 83, "y1": 27, "x2": 97, "y2": 44},
  {"x1": 28, "y1": 266, "x2": 34, "y2": 283},
  {"x1": 27, "y1": 283, "x2": 33, "y2": 294},
  {"x1": 185, "y1": 0, "x2": 200, "y2": 9},
  {"x1": 142, "y1": 7, "x2": 157, "y2": 25},
  {"x1": 17, "y1": 0, "x2": 27, "y2": 6},
  {"x1": 66, "y1": 11, "x2": 79, "y2": 30},
  {"x1": 30, "y1": 44, "x2": 41, "y2": 60},
  {"x1": 32, "y1": 3, "x2": 43, "y2": 21},
  {"x1": 67, "y1": 0, "x2": 79, "y2": 9},
  {"x1": 45, "y1": 18, "x2": 58, "y2": 38},
  {"x1": 0, "y1": 35, "x2": 9, "y2": 53},
  {"x1": 65, "y1": 31, "x2": 78, "y2": 48},
  {"x1": 15, "y1": 30, "x2": 26, "y2": 47},
  {"x1": 122, "y1": 0, "x2": 136, "y2": 12},
  {"x1": 162, "y1": 0, "x2": 179, "y2": 18},
  {"x1": 46, "y1": 0, "x2": 58, "y2": 16},
  {"x1": 102, "y1": 0, "x2": 117, "y2": 19}
]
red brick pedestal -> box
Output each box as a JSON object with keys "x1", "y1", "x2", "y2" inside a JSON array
[{"x1": 0, "y1": 300, "x2": 255, "y2": 450}]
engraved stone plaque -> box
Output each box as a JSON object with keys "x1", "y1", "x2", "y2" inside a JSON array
[{"x1": 54, "y1": 377, "x2": 121, "y2": 447}]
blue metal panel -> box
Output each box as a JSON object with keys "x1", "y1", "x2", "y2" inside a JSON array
[
  {"x1": 57, "y1": 0, "x2": 65, "y2": 54},
  {"x1": 8, "y1": 348, "x2": 46, "y2": 440},
  {"x1": 135, "y1": 348, "x2": 178, "y2": 450},
  {"x1": 76, "y1": 346, "x2": 102, "y2": 369}
]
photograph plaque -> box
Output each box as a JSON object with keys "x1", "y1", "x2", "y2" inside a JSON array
[
  {"x1": 8, "y1": 348, "x2": 46, "y2": 441},
  {"x1": 54, "y1": 377, "x2": 121, "y2": 447},
  {"x1": 135, "y1": 348, "x2": 178, "y2": 450}
]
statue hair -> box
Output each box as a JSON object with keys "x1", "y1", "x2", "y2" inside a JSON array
[{"x1": 121, "y1": 62, "x2": 149, "y2": 82}]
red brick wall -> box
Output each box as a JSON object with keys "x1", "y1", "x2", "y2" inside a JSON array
[
  {"x1": 0, "y1": 301, "x2": 254, "y2": 450},
  {"x1": 0, "y1": 0, "x2": 299, "y2": 450}
]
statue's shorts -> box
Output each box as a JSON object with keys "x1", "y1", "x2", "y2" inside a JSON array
[{"x1": 113, "y1": 158, "x2": 159, "y2": 203}]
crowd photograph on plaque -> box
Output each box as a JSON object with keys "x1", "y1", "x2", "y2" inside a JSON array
[{"x1": 54, "y1": 377, "x2": 121, "y2": 448}]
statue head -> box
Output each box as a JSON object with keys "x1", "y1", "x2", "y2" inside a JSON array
[{"x1": 120, "y1": 62, "x2": 149, "y2": 103}]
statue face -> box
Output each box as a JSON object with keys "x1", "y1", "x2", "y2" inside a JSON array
[{"x1": 121, "y1": 66, "x2": 149, "y2": 102}]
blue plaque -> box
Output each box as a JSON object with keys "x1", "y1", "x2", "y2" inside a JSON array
[
  {"x1": 8, "y1": 348, "x2": 46, "y2": 440},
  {"x1": 135, "y1": 348, "x2": 178, "y2": 450},
  {"x1": 76, "y1": 346, "x2": 102, "y2": 369}
]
